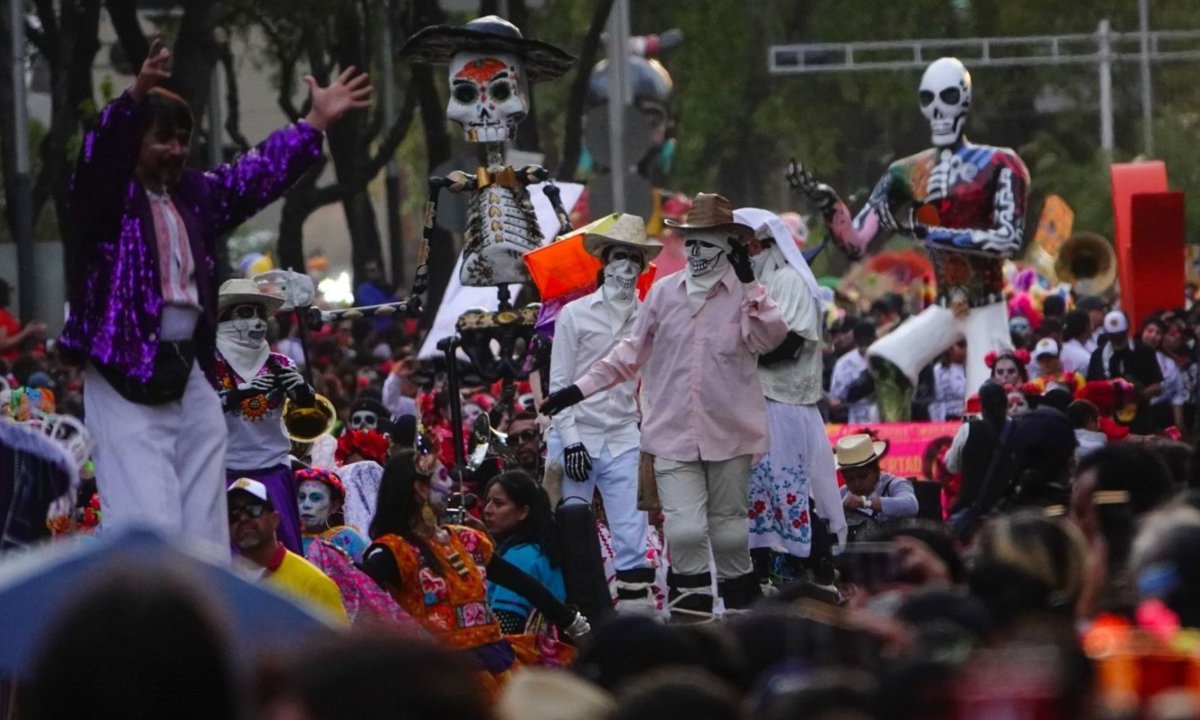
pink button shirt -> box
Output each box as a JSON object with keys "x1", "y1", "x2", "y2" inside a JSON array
[{"x1": 575, "y1": 267, "x2": 789, "y2": 463}]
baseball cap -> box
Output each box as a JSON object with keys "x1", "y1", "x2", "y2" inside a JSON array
[
  {"x1": 1104, "y1": 310, "x2": 1129, "y2": 334},
  {"x1": 1033, "y1": 337, "x2": 1060, "y2": 359},
  {"x1": 227, "y1": 477, "x2": 271, "y2": 506}
]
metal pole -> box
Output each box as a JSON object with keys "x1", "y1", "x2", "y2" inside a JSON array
[
  {"x1": 10, "y1": 0, "x2": 34, "y2": 323},
  {"x1": 1098, "y1": 19, "x2": 1114, "y2": 155},
  {"x1": 1138, "y1": 0, "x2": 1154, "y2": 155},
  {"x1": 207, "y1": 64, "x2": 222, "y2": 168},
  {"x1": 380, "y1": 4, "x2": 404, "y2": 287},
  {"x1": 606, "y1": 0, "x2": 631, "y2": 213}
]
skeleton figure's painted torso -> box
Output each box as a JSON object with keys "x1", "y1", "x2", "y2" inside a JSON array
[
  {"x1": 459, "y1": 169, "x2": 543, "y2": 286},
  {"x1": 861, "y1": 141, "x2": 1029, "y2": 307}
]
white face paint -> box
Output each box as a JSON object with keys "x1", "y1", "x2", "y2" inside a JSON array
[
  {"x1": 603, "y1": 247, "x2": 643, "y2": 302},
  {"x1": 918, "y1": 57, "x2": 971, "y2": 147},
  {"x1": 462, "y1": 401, "x2": 484, "y2": 428},
  {"x1": 349, "y1": 410, "x2": 379, "y2": 432},
  {"x1": 684, "y1": 231, "x2": 730, "y2": 278},
  {"x1": 297, "y1": 479, "x2": 334, "y2": 532},
  {"x1": 217, "y1": 303, "x2": 268, "y2": 348},
  {"x1": 446, "y1": 52, "x2": 529, "y2": 144}
]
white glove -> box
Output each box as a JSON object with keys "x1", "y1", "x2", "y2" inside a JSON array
[
  {"x1": 239, "y1": 375, "x2": 275, "y2": 394},
  {"x1": 565, "y1": 612, "x2": 591, "y2": 640}
]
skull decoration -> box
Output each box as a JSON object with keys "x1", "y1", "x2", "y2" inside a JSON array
[
  {"x1": 684, "y1": 232, "x2": 730, "y2": 278},
  {"x1": 447, "y1": 52, "x2": 529, "y2": 144},
  {"x1": 349, "y1": 410, "x2": 379, "y2": 432},
  {"x1": 297, "y1": 479, "x2": 335, "y2": 532},
  {"x1": 348, "y1": 398, "x2": 390, "y2": 434},
  {"x1": 602, "y1": 247, "x2": 643, "y2": 301},
  {"x1": 220, "y1": 304, "x2": 268, "y2": 345},
  {"x1": 918, "y1": 57, "x2": 971, "y2": 147}
]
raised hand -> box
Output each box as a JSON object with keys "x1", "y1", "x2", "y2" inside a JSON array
[
  {"x1": 304, "y1": 66, "x2": 374, "y2": 132},
  {"x1": 132, "y1": 38, "x2": 171, "y2": 101},
  {"x1": 786, "y1": 159, "x2": 838, "y2": 213},
  {"x1": 727, "y1": 241, "x2": 756, "y2": 283}
]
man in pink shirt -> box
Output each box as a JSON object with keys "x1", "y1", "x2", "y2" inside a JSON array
[{"x1": 542, "y1": 193, "x2": 789, "y2": 613}]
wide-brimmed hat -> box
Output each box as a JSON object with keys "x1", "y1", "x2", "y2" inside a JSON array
[
  {"x1": 834, "y1": 434, "x2": 889, "y2": 469},
  {"x1": 218, "y1": 278, "x2": 284, "y2": 318},
  {"x1": 582, "y1": 213, "x2": 663, "y2": 262},
  {"x1": 664, "y1": 193, "x2": 754, "y2": 238},
  {"x1": 400, "y1": 15, "x2": 576, "y2": 82}
]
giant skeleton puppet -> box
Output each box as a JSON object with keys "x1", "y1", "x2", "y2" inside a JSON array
[
  {"x1": 792, "y1": 58, "x2": 1029, "y2": 420},
  {"x1": 213, "y1": 279, "x2": 316, "y2": 553}
]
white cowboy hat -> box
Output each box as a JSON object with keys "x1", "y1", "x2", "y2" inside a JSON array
[
  {"x1": 582, "y1": 213, "x2": 663, "y2": 262},
  {"x1": 834, "y1": 434, "x2": 889, "y2": 469},
  {"x1": 218, "y1": 278, "x2": 285, "y2": 318}
]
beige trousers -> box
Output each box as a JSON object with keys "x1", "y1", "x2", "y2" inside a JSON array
[{"x1": 654, "y1": 455, "x2": 753, "y2": 580}]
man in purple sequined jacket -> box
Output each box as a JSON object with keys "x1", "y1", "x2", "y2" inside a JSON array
[{"x1": 61, "y1": 41, "x2": 372, "y2": 548}]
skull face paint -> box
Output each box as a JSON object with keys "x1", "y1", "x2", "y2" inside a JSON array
[
  {"x1": 603, "y1": 247, "x2": 643, "y2": 302},
  {"x1": 684, "y1": 231, "x2": 730, "y2": 278},
  {"x1": 918, "y1": 57, "x2": 971, "y2": 147},
  {"x1": 447, "y1": 52, "x2": 529, "y2": 144},
  {"x1": 218, "y1": 303, "x2": 268, "y2": 347},
  {"x1": 297, "y1": 479, "x2": 335, "y2": 532},
  {"x1": 349, "y1": 410, "x2": 379, "y2": 432}
]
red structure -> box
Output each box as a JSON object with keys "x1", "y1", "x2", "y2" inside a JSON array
[{"x1": 1110, "y1": 161, "x2": 1186, "y2": 326}]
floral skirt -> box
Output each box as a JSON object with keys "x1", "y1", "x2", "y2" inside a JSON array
[{"x1": 748, "y1": 401, "x2": 828, "y2": 558}]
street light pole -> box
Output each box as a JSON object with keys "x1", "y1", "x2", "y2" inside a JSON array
[
  {"x1": 1138, "y1": 0, "x2": 1154, "y2": 156},
  {"x1": 605, "y1": 0, "x2": 631, "y2": 213},
  {"x1": 9, "y1": 0, "x2": 34, "y2": 322}
]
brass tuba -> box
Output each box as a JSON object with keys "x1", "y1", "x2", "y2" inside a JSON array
[
  {"x1": 1053, "y1": 232, "x2": 1118, "y2": 297},
  {"x1": 284, "y1": 393, "x2": 336, "y2": 444}
]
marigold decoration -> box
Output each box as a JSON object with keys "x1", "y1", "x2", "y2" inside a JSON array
[
  {"x1": 335, "y1": 429, "x2": 390, "y2": 466},
  {"x1": 240, "y1": 393, "x2": 270, "y2": 419}
]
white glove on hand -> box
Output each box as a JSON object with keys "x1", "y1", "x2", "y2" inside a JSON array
[{"x1": 565, "y1": 612, "x2": 591, "y2": 640}]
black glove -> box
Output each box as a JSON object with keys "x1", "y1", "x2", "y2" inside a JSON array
[
  {"x1": 563, "y1": 443, "x2": 593, "y2": 482},
  {"x1": 728, "y1": 242, "x2": 755, "y2": 283},
  {"x1": 540, "y1": 385, "x2": 584, "y2": 417},
  {"x1": 845, "y1": 369, "x2": 876, "y2": 403},
  {"x1": 759, "y1": 331, "x2": 805, "y2": 367}
]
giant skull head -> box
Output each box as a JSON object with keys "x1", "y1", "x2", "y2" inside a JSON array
[
  {"x1": 918, "y1": 57, "x2": 971, "y2": 147},
  {"x1": 447, "y1": 52, "x2": 529, "y2": 144}
]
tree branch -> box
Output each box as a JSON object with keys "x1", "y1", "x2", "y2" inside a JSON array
[
  {"x1": 557, "y1": 0, "x2": 613, "y2": 181},
  {"x1": 219, "y1": 39, "x2": 250, "y2": 151},
  {"x1": 103, "y1": 0, "x2": 148, "y2": 71}
]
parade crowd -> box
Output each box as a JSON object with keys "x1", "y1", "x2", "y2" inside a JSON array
[{"x1": 4, "y1": 21, "x2": 1200, "y2": 720}]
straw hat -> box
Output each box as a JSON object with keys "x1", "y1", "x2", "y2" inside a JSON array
[
  {"x1": 834, "y1": 434, "x2": 889, "y2": 469},
  {"x1": 583, "y1": 213, "x2": 663, "y2": 262},
  {"x1": 400, "y1": 15, "x2": 576, "y2": 82},
  {"x1": 664, "y1": 193, "x2": 754, "y2": 237},
  {"x1": 496, "y1": 668, "x2": 615, "y2": 720},
  {"x1": 217, "y1": 278, "x2": 284, "y2": 318}
]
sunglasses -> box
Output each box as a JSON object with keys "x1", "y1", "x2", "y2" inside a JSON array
[
  {"x1": 506, "y1": 428, "x2": 541, "y2": 446},
  {"x1": 229, "y1": 504, "x2": 267, "y2": 522}
]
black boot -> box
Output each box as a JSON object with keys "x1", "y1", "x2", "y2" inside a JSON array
[
  {"x1": 615, "y1": 567, "x2": 657, "y2": 615},
  {"x1": 667, "y1": 570, "x2": 713, "y2": 617},
  {"x1": 718, "y1": 572, "x2": 763, "y2": 610}
]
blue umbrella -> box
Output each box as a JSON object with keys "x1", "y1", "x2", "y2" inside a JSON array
[{"x1": 0, "y1": 527, "x2": 338, "y2": 677}]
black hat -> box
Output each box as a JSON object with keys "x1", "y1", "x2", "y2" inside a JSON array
[
  {"x1": 853, "y1": 321, "x2": 877, "y2": 346},
  {"x1": 400, "y1": 15, "x2": 576, "y2": 82}
]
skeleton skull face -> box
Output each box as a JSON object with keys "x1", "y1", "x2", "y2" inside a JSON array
[
  {"x1": 219, "y1": 303, "x2": 268, "y2": 346},
  {"x1": 447, "y1": 52, "x2": 529, "y2": 144},
  {"x1": 603, "y1": 247, "x2": 644, "y2": 301},
  {"x1": 297, "y1": 479, "x2": 336, "y2": 532},
  {"x1": 349, "y1": 410, "x2": 380, "y2": 432},
  {"x1": 684, "y1": 231, "x2": 731, "y2": 278},
  {"x1": 918, "y1": 57, "x2": 971, "y2": 147}
]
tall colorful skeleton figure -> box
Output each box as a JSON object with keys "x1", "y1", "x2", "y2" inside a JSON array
[
  {"x1": 792, "y1": 57, "x2": 1030, "y2": 420},
  {"x1": 401, "y1": 16, "x2": 576, "y2": 326}
]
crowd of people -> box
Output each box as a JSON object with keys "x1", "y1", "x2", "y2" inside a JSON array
[{"x1": 5, "y1": 30, "x2": 1200, "y2": 720}]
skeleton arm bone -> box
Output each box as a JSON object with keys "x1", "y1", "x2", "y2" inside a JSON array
[{"x1": 914, "y1": 166, "x2": 1026, "y2": 257}]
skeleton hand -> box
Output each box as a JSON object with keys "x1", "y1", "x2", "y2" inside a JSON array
[
  {"x1": 563, "y1": 444, "x2": 593, "y2": 482},
  {"x1": 564, "y1": 611, "x2": 591, "y2": 640},
  {"x1": 786, "y1": 159, "x2": 838, "y2": 213},
  {"x1": 277, "y1": 368, "x2": 315, "y2": 406},
  {"x1": 240, "y1": 376, "x2": 276, "y2": 394}
]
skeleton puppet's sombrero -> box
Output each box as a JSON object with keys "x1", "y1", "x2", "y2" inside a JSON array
[{"x1": 399, "y1": 15, "x2": 576, "y2": 82}]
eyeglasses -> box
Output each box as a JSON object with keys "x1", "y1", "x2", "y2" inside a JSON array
[
  {"x1": 506, "y1": 428, "x2": 541, "y2": 446},
  {"x1": 229, "y1": 504, "x2": 267, "y2": 522}
]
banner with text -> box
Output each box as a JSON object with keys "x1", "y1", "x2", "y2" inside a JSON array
[{"x1": 826, "y1": 422, "x2": 961, "y2": 479}]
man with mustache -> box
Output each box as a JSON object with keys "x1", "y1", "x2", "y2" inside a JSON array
[{"x1": 61, "y1": 40, "x2": 372, "y2": 548}]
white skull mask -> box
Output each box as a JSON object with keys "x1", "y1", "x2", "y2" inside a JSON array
[
  {"x1": 684, "y1": 232, "x2": 730, "y2": 278},
  {"x1": 447, "y1": 52, "x2": 529, "y2": 144},
  {"x1": 349, "y1": 410, "x2": 379, "y2": 432},
  {"x1": 603, "y1": 247, "x2": 643, "y2": 302},
  {"x1": 918, "y1": 57, "x2": 971, "y2": 147},
  {"x1": 218, "y1": 303, "x2": 268, "y2": 347},
  {"x1": 297, "y1": 479, "x2": 335, "y2": 532}
]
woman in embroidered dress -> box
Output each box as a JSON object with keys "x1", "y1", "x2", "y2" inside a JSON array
[{"x1": 361, "y1": 450, "x2": 588, "y2": 695}]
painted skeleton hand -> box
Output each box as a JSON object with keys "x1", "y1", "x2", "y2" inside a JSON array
[
  {"x1": 220, "y1": 376, "x2": 272, "y2": 412},
  {"x1": 565, "y1": 611, "x2": 591, "y2": 640},
  {"x1": 786, "y1": 159, "x2": 838, "y2": 214},
  {"x1": 277, "y1": 367, "x2": 315, "y2": 406},
  {"x1": 563, "y1": 443, "x2": 593, "y2": 482}
]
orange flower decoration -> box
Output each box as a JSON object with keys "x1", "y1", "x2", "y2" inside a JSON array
[{"x1": 240, "y1": 393, "x2": 270, "y2": 419}]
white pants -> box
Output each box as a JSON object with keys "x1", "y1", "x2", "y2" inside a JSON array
[
  {"x1": 548, "y1": 433, "x2": 649, "y2": 572},
  {"x1": 84, "y1": 363, "x2": 229, "y2": 549},
  {"x1": 654, "y1": 455, "x2": 753, "y2": 580},
  {"x1": 869, "y1": 301, "x2": 1010, "y2": 399}
]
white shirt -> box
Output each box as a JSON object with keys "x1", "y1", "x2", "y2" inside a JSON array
[
  {"x1": 382, "y1": 373, "x2": 418, "y2": 418},
  {"x1": 929, "y1": 361, "x2": 966, "y2": 421},
  {"x1": 551, "y1": 288, "x2": 641, "y2": 457},
  {"x1": 1060, "y1": 338, "x2": 1091, "y2": 376},
  {"x1": 757, "y1": 259, "x2": 823, "y2": 406},
  {"x1": 1153, "y1": 351, "x2": 1186, "y2": 407},
  {"x1": 829, "y1": 349, "x2": 880, "y2": 424}
]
